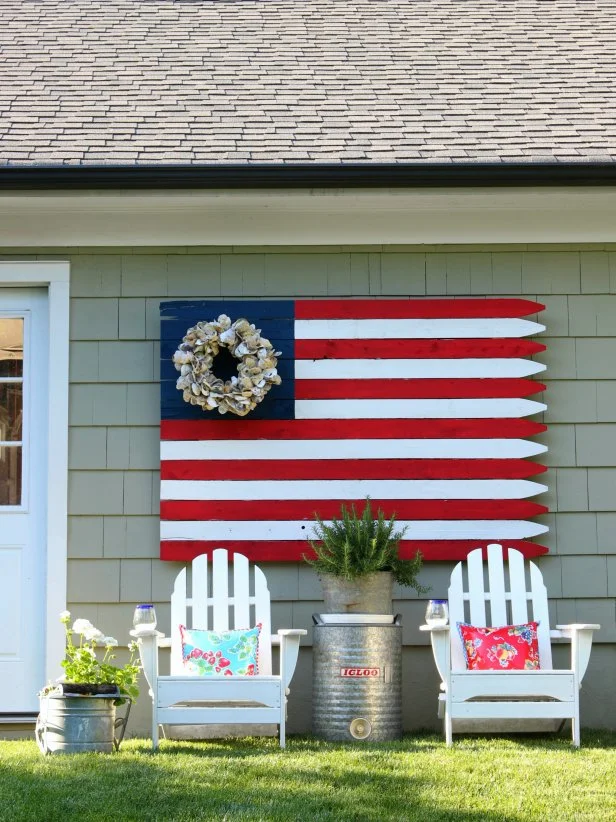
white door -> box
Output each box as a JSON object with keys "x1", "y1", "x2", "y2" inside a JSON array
[{"x1": 0, "y1": 289, "x2": 48, "y2": 713}]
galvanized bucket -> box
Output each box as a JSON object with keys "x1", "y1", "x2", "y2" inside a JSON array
[
  {"x1": 319, "y1": 572, "x2": 393, "y2": 614},
  {"x1": 312, "y1": 614, "x2": 402, "y2": 742},
  {"x1": 36, "y1": 693, "x2": 131, "y2": 754}
]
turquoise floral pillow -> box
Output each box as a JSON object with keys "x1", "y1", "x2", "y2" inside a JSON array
[{"x1": 179, "y1": 624, "x2": 261, "y2": 676}]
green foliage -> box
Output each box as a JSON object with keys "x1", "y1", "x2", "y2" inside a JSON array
[
  {"x1": 40, "y1": 612, "x2": 140, "y2": 702},
  {"x1": 303, "y1": 498, "x2": 428, "y2": 592}
]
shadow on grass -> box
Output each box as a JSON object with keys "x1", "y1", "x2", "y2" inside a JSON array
[
  {"x1": 0, "y1": 734, "x2": 515, "y2": 822},
  {"x1": 1, "y1": 731, "x2": 614, "y2": 822}
]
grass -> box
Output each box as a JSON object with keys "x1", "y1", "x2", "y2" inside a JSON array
[{"x1": 0, "y1": 733, "x2": 615, "y2": 822}]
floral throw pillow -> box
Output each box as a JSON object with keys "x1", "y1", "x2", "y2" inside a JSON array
[
  {"x1": 180, "y1": 624, "x2": 261, "y2": 676},
  {"x1": 457, "y1": 622, "x2": 540, "y2": 671}
]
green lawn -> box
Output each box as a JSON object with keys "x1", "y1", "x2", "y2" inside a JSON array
[{"x1": 0, "y1": 733, "x2": 614, "y2": 822}]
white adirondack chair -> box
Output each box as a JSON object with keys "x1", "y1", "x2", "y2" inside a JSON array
[
  {"x1": 421, "y1": 543, "x2": 599, "y2": 747},
  {"x1": 134, "y1": 549, "x2": 306, "y2": 749}
]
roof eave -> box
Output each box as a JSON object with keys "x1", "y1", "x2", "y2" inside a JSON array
[{"x1": 0, "y1": 162, "x2": 616, "y2": 190}]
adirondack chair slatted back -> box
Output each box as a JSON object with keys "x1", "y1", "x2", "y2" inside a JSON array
[
  {"x1": 170, "y1": 549, "x2": 273, "y2": 676},
  {"x1": 448, "y1": 544, "x2": 553, "y2": 671}
]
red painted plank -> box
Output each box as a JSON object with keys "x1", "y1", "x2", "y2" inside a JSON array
[
  {"x1": 296, "y1": 338, "x2": 547, "y2": 360},
  {"x1": 296, "y1": 378, "x2": 546, "y2": 400},
  {"x1": 160, "y1": 539, "x2": 549, "y2": 562},
  {"x1": 161, "y1": 458, "x2": 546, "y2": 482},
  {"x1": 161, "y1": 418, "x2": 547, "y2": 441},
  {"x1": 399, "y1": 540, "x2": 549, "y2": 561},
  {"x1": 161, "y1": 499, "x2": 549, "y2": 521},
  {"x1": 295, "y1": 299, "x2": 545, "y2": 320}
]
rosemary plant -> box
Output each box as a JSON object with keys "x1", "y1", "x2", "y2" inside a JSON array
[{"x1": 304, "y1": 498, "x2": 428, "y2": 593}]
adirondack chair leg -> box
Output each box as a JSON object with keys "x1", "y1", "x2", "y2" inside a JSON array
[
  {"x1": 152, "y1": 717, "x2": 159, "y2": 750},
  {"x1": 572, "y1": 710, "x2": 580, "y2": 747},
  {"x1": 279, "y1": 689, "x2": 287, "y2": 749},
  {"x1": 444, "y1": 708, "x2": 453, "y2": 747}
]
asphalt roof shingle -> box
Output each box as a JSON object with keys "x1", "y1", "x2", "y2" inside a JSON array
[{"x1": 1, "y1": 0, "x2": 616, "y2": 166}]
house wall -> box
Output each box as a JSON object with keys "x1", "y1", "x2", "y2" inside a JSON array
[{"x1": 4, "y1": 243, "x2": 616, "y2": 736}]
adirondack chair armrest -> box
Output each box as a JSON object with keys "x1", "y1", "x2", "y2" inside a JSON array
[
  {"x1": 555, "y1": 624, "x2": 600, "y2": 684},
  {"x1": 420, "y1": 624, "x2": 451, "y2": 686},
  {"x1": 129, "y1": 629, "x2": 170, "y2": 649},
  {"x1": 271, "y1": 629, "x2": 306, "y2": 645},
  {"x1": 555, "y1": 623, "x2": 601, "y2": 633},
  {"x1": 276, "y1": 629, "x2": 307, "y2": 690}
]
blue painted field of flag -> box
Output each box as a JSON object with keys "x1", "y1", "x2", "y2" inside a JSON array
[{"x1": 160, "y1": 300, "x2": 296, "y2": 421}]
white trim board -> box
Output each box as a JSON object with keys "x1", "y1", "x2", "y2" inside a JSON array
[
  {"x1": 0, "y1": 262, "x2": 70, "y2": 692},
  {"x1": 0, "y1": 187, "x2": 615, "y2": 246}
]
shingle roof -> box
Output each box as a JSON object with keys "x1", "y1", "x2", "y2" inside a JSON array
[{"x1": 1, "y1": 0, "x2": 616, "y2": 166}]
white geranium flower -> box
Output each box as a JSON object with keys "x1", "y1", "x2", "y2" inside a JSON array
[
  {"x1": 59, "y1": 610, "x2": 71, "y2": 622},
  {"x1": 84, "y1": 626, "x2": 105, "y2": 642},
  {"x1": 72, "y1": 618, "x2": 94, "y2": 634},
  {"x1": 101, "y1": 636, "x2": 118, "y2": 648}
]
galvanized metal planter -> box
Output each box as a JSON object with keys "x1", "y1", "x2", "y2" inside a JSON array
[
  {"x1": 319, "y1": 571, "x2": 393, "y2": 614},
  {"x1": 312, "y1": 614, "x2": 402, "y2": 742},
  {"x1": 36, "y1": 688, "x2": 132, "y2": 754}
]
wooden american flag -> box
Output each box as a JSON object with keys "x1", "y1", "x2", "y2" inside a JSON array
[{"x1": 160, "y1": 298, "x2": 548, "y2": 562}]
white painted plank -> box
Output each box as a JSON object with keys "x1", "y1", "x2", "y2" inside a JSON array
[
  {"x1": 162, "y1": 438, "x2": 548, "y2": 461},
  {"x1": 508, "y1": 547, "x2": 530, "y2": 626},
  {"x1": 156, "y1": 707, "x2": 282, "y2": 724},
  {"x1": 451, "y1": 703, "x2": 576, "y2": 720},
  {"x1": 211, "y1": 548, "x2": 229, "y2": 632},
  {"x1": 156, "y1": 674, "x2": 281, "y2": 697},
  {"x1": 253, "y1": 565, "x2": 273, "y2": 675},
  {"x1": 448, "y1": 561, "x2": 467, "y2": 671},
  {"x1": 295, "y1": 398, "x2": 547, "y2": 419},
  {"x1": 529, "y1": 559, "x2": 553, "y2": 668},
  {"x1": 467, "y1": 548, "x2": 487, "y2": 626},
  {"x1": 191, "y1": 554, "x2": 210, "y2": 630},
  {"x1": 161, "y1": 478, "x2": 548, "y2": 501},
  {"x1": 450, "y1": 671, "x2": 575, "y2": 700},
  {"x1": 487, "y1": 543, "x2": 508, "y2": 626},
  {"x1": 232, "y1": 552, "x2": 250, "y2": 630},
  {"x1": 170, "y1": 568, "x2": 187, "y2": 675},
  {"x1": 448, "y1": 563, "x2": 465, "y2": 627},
  {"x1": 296, "y1": 318, "x2": 546, "y2": 340},
  {"x1": 161, "y1": 519, "x2": 549, "y2": 542},
  {"x1": 296, "y1": 358, "x2": 546, "y2": 379}
]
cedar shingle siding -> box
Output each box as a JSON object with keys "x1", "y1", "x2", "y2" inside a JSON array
[{"x1": 45, "y1": 246, "x2": 614, "y2": 733}]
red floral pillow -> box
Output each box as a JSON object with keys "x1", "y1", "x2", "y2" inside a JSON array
[{"x1": 457, "y1": 622, "x2": 540, "y2": 670}]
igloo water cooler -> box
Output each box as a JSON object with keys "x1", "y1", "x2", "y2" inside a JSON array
[{"x1": 312, "y1": 613, "x2": 402, "y2": 742}]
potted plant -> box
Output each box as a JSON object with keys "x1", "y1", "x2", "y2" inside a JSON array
[
  {"x1": 303, "y1": 498, "x2": 428, "y2": 614},
  {"x1": 36, "y1": 611, "x2": 141, "y2": 754}
]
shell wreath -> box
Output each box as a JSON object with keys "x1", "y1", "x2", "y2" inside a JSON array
[{"x1": 173, "y1": 314, "x2": 282, "y2": 416}]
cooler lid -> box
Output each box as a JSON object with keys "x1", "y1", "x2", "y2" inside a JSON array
[{"x1": 313, "y1": 613, "x2": 396, "y2": 625}]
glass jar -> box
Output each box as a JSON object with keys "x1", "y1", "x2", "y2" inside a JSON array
[
  {"x1": 425, "y1": 599, "x2": 449, "y2": 626},
  {"x1": 133, "y1": 604, "x2": 157, "y2": 634}
]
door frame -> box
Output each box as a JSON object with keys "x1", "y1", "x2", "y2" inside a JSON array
[{"x1": 0, "y1": 262, "x2": 69, "y2": 696}]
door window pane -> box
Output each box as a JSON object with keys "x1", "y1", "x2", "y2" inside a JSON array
[
  {"x1": 0, "y1": 319, "x2": 23, "y2": 378},
  {"x1": 0, "y1": 383, "x2": 22, "y2": 441},
  {"x1": 0, "y1": 445, "x2": 21, "y2": 505}
]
